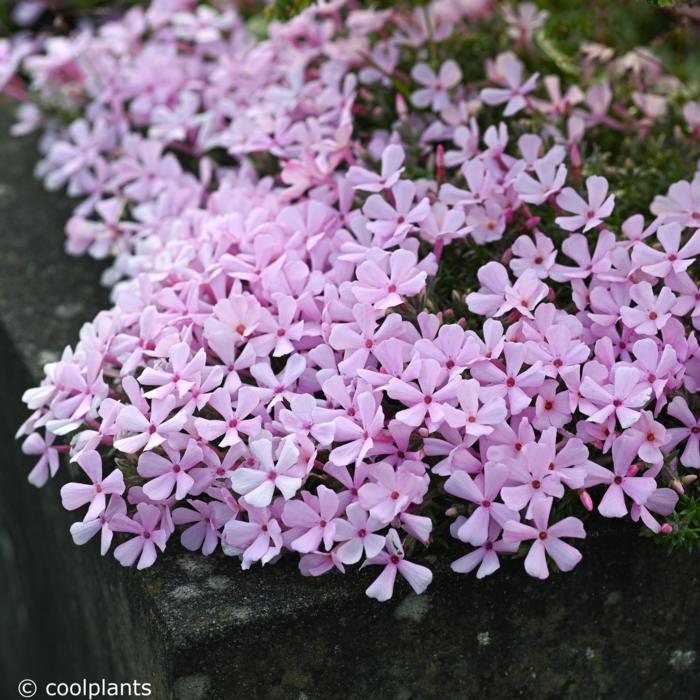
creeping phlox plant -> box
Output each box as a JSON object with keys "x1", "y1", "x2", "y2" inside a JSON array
[{"x1": 3, "y1": 0, "x2": 700, "y2": 600}]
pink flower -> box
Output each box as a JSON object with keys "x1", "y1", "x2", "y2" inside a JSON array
[
  {"x1": 358, "y1": 462, "x2": 425, "y2": 524},
  {"x1": 555, "y1": 176, "x2": 615, "y2": 232},
  {"x1": 624, "y1": 411, "x2": 668, "y2": 464},
  {"x1": 193, "y1": 387, "x2": 261, "y2": 448},
  {"x1": 231, "y1": 437, "x2": 302, "y2": 508},
  {"x1": 347, "y1": 143, "x2": 405, "y2": 193},
  {"x1": 364, "y1": 181, "x2": 431, "y2": 243},
  {"x1": 444, "y1": 462, "x2": 516, "y2": 546},
  {"x1": 112, "y1": 503, "x2": 168, "y2": 570},
  {"x1": 450, "y1": 521, "x2": 518, "y2": 578},
  {"x1": 442, "y1": 378, "x2": 507, "y2": 437},
  {"x1": 329, "y1": 303, "x2": 404, "y2": 375},
  {"x1": 631, "y1": 223, "x2": 700, "y2": 278},
  {"x1": 503, "y1": 498, "x2": 586, "y2": 579},
  {"x1": 172, "y1": 498, "x2": 236, "y2": 555},
  {"x1": 60, "y1": 450, "x2": 125, "y2": 521},
  {"x1": 472, "y1": 343, "x2": 545, "y2": 415},
  {"x1": 500, "y1": 443, "x2": 564, "y2": 516},
  {"x1": 114, "y1": 395, "x2": 189, "y2": 453},
  {"x1": 620, "y1": 282, "x2": 677, "y2": 335},
  {"x1": 481, "y1": 52, "x2": 538, "y2": 116},
  {"x1": 333, "y1": 502, "x2": 386, "y2": 565},
  {"x1": 352, "y1": 249, "x2": 428, "y2": 310},
  {"x1": 386, "y1": 358, "x2": 460, "y2": 428},
  {"x1": 22, "y1": 430, "x2": 60, "y2": 487},
  {"x1": 138, "y1": 342, "x2": 205, "y2": 400},
  {"x1": 137, "y1": 440, "x2": 203, "y2": 501},
  {"x1": 329, "y1": 391, "x2": 385, "y2": 466},
  {"x1": 410, "y1": 60, "x2": 462, "y2": 111},
  {"x1": 69, "y1": 494, "x2": 127, "y2": 555},
  {"x1": 282, "y1": 486, "x2": 341, "y2": 553},
  {"x1": 223, "y1": 505, "x2": 283, "y2": 569},
  {"x1": 585, "y1": 438, "x2": 657, "y2": 517},
  {"x1": 665, "y1": 396, "x2": 700, "y2": 468},
  {"x1": 580, "y1": 366, "x2": 651, "y2": 429},
  {"x1": 364, "y1": 529, "x2": 433, "y2": 602}
]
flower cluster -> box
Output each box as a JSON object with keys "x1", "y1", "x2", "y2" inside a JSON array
[{"x1": 5, "y1": 0, "x2": 700, "y2": 600}]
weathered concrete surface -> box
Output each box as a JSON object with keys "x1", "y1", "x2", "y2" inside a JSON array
[{"x1": 0, "y1": 104, "x2": 699, "y2": 700}]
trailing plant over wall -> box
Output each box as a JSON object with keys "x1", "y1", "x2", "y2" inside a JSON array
[{"x1": 2, "y1": 0, "x2": 700, "y2": 598}]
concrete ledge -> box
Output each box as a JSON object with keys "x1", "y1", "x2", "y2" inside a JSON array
[{"x1": 1, "y1": 106, "x2": 699, "y2": 700}]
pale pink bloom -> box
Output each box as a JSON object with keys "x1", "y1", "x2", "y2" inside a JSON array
[
  {"x1": 249, "y1": 354, "x2": 306, "y2": 408},
  {"x1": 665, "y1": 396, "x2": 700, "y2": 468},
  {"x1": 69, "y1": 495, "x2": 127, "y2": 555},
  {"x1": 580, "y1": 366, "x2": 651, "y2": 429},
  {"x1": 112, "y1": 503, "x2": 168, "y2": 570},
  {"x1": 364, "y1": 529, "x2": 433, "y2": 602},
  {"x1": 223, "y1": 505, "x2": 283, "y2": 569},
  {"x1": 137, "y1": 440, "x2": 203, "y2": 501},
  {"x1": 450, "y1": 521, "x2": 518, "y2": 578},
  {"x1": 333, "y1": 502, "x2": 385, "y2": 565},
  {"x1": 363, "y1": 181, "x2": 431, "y2": 243},
  {"x1": 510, "y1": 231, "x2": 557, "y2": 278},
  {"x1": 411, "y1": 60, "x2": 462, "y2": 111},
  {"x1": 632, "y1": 338, "x2": 679, "y2": 402},
  {"x1": 500, "y1": 272, "x2": 549, "y2": 319},
  {"x1": 503, "y1": 3, "x2": 549, "y2": 43},
  {"x1": 465, "y1": 261, "x2": 511, "y2": 315},
  {"x1": 503, "y1": 498, "x2": 586, "y2": 579},
  {"x1": 624, "y1": 411, "x2": 668, "y2": 464},
  {"x1": 532, "y1": 74, "x2": 583, "y2": 116},
  {"x1": 651, "y1": 178, "x2": 700, "y2": 228},
  {"x1": 60, "y1": 450, "x2": 125, "y2": 521},
  {"x1": 138, "y1": 342, "x2": 206, "y2": 400},
  {"x1": 440, "y1": 159, "x2": 498, "y2": 208},
  {"x1": 253, "y1": 296, "x2": 305, "y2": 357},
  {"x1": 282, "y1": 486, "x2": 341, "y2": 553},
  {"x1": 552, "y1": 230, "x2": 617, "y2": 281},
  {"x1": 631, "y1": 222, "x2": 700, "y2": 278},
  {"x1": 584, "y1": 438, "x2": 657, "y2": 517},
  {"x1": 442, "y1": 378, "x2": 507, "y2": 437},
  {"x1": 444, "y1": 462, "x2": 516, "y2": 546},
  {"x1": 414, "y1": 324, "x2": 480, "y2": 377},
  {"x1": 533, "y1": 381, "x2": 571, "y2": 429},
  {"x1": 347, "y1": 144, "x2": 405, "y2": 193},
  {"x1": 620, "y1": 282, "x2": 677, "y2": 335},
  {"x1": 481, "y1": 52, "x2": 538, "y2": 116},
  {"x1": 114, "y1": 395, "x2": 189, "y2": 453},
  {"x1": 555, "y1": 176, "x2": 615, "y2": 232},
  {"x1": 172, "y1": 498, "x2": 236, "y2": 555},
  {"x1": 502, "y1": 443, "x2": 563, "y2": 517},
  {"x1": 525, "y1": 324, "x2": 590, "y2": 377},
  {"x1": 357, "y1": 462, "x2": 425, "y2": 524},
  {"x1": 352, "y1": 249, "x2": 428, "y2": 309},
  {"x1": 514, "y1": 152, "x2": 567, "y2": 205},
  {"x1": 329, "y1": 391, "x2": 385, "y2": 466},
  {"x1": 22, "y1": 430, "x2": 60, "y2": 487},
  {"x1": 386, "y1": 358, "x2": 460, "y2": 428},
  {"x1": 467, "y1": 201, "x2": 507, "y2": 243},
  {"x1": 472, "y1": 342, "x2": 545, "y2": 415},
  {"x1": 630, "y1": 487, "x2": 679, "y2": 534},
  {"x1": 193, "y1": 387, "x2": 261, "y2": 447},
  {"x1": 231, "y1": 438, "x2": 302, "y2": 508},
  {"x1": 204, "y1": 293, "x2": 262, "y2": 347}
]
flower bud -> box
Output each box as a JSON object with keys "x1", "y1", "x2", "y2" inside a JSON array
[
  {"x1": 578, "y1": 489, "x2": 593, "y2": 512},
  {"x1": 660, "y1": 523, "x2": 673, "y2": 534}
]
